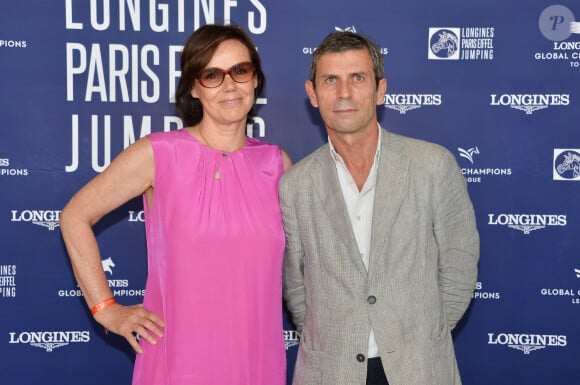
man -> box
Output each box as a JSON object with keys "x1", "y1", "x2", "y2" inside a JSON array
[{"x1": 280, "y1": 31, "x2": 479, "y2": 385}]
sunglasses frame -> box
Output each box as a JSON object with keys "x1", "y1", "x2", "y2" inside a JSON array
[{"x1": 196, "y1": 62, "x2": 256, "y2": 88}]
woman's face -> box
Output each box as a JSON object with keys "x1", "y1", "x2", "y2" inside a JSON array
[{"x1": 191, "y1": 39, "x2": 258, "y2": 127}]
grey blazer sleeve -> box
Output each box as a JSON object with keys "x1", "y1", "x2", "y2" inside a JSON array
[
  {"x1": 433, "y1": 150, "x2": 480, "y2": 329},
  {"x1": 280, "y1": 174, "x2": 306, "y2": 331}
]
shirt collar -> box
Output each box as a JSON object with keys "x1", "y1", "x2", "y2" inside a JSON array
[{"x1": 328, "y1": 124, "x2": 382, "y2": 166}]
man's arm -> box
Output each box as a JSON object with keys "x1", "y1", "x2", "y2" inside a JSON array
[
  {"x1": 280, "y1": 175, "x2": 306, "y2": 331},
  {"x1": 433, "y1": 150, "x2": 480, "y2": 329}
]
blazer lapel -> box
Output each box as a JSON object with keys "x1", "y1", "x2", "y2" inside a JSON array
[
  {"x1": 368, "y1": 130, "x2": 410, "y2": 283},
  {"x1": 311, "y1": 147, "x2": 368, "y2": 278}
]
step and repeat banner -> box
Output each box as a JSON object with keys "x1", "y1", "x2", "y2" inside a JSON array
[{"x1": 1, "y1": 1, "x2": 578, "y2": 384}]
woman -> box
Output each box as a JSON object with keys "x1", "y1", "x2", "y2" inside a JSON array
[{"x1": 60, "y1": 24, "x2": 291, "y2": 385}]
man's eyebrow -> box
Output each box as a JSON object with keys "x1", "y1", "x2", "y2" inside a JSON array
[{"x1": 319, "y1": 70, "x2": 368, "y2": 77}]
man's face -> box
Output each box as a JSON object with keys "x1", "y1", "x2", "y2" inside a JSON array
[{"x1": 305, "y1": 48, "x2": 386, "y2": 136}]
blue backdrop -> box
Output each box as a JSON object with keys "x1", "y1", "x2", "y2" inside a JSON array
[{"x1": 1, "y1": 1, "x2": 579, "y2": 384}]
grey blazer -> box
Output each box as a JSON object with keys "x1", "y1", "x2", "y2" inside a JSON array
[{"x1": 280, "y1": 128, "x2": 479, "y2": 385}]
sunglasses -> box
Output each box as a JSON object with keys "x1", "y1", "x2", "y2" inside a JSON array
[{"x1": 196, "y1": 62, "x2": 256, "y2": 88}]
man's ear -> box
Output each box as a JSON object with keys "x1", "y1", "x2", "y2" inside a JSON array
[
  {"x1": 305, "y1": 80, "x2": 319, "y2": 108},
  {"x1": 376, "y1": 77, "x2": 387, "y2": 105}
]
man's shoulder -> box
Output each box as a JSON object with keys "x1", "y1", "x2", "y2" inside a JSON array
[
  {"x1": 282, "y1": 143, "x2": 329, "y2": 179},
  {"x1": 384, "y1": 130, "x2": 450, "y2": 163}
]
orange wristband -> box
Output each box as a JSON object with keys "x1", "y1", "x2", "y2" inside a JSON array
[{"x1": 90, "y1": 297, "x2": 116, "y2": 315}]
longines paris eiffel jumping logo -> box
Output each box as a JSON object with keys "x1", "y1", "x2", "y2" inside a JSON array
[
  {"x1": 428, "y1": 27, "x2": 494, "y2": 60},
  {"x1": 553, "y1": 149, "x2": 580, "y2": 181},
  {"x1": 0, "y1": 264, "x2": 17, "y2": 299}
]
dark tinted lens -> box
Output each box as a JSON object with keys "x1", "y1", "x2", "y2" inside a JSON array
[
  {"x1": 199, "y1": 68, "x2": 223, "y2": 87},
  {"x1": 230, "y1": 62, "x2": 255, "y2": 83}
]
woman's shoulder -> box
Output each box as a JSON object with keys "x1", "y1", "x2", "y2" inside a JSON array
[
  {"x1": 244, "y1": 136, "x2": 282, "y2": 153},
  {"x1": 148, "y1": 128, "x2": 190, "y2": 143},
  {"x1": 244, "y1": 137, "x2": 289, "y2": 170},
  {"x1": 146, "y1": 129, "x2": 201, "y2": 162}
]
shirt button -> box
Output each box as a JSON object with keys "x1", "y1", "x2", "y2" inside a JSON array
[
  {"x1": 356, "y1": 353, "x2": 366, "y2": 362},
  {"x1": 367, "y1": 295, "x2": 377, "y2": 304}
]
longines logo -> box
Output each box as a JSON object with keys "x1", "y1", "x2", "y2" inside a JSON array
[
  {"x1": 428, "y1": 27, "x2": 494, "y2": 60},
  {"x1": 128, "y1": 210, "x2": 145, "y2": 222},
  {"x1": 383, "y1": 94, "x2": 441, "y2": 114},
  {"x1": 457, "y1": 146, "x2": 512, "y2": 183},
  {"x1": 284, "y1": 330, "x2": 300, "y2": 350},
  {"x1": 489, "y1": 93, "x2": 569, "y2": 114},
  {"x1": 487, "y1": 332, "x2": 567, "y2": 354},
  {"x1": 536, "y1": 5, "x2": 580, "y2": 68},
  {"x1": 10, "y1": 210, "x2": 61, "y2": 230},
  {"x1": 487, "y1": 213, "x2": 567, "y2": 234},
  {"x1": 8, "y1": 330, "x2": 90, "y2": 352},
  {"x1": 553, "y1": 149, "x2": 580, "y2": 181},
  {"x1": 575, "y1": 268, "x2": 580, "y2": 279}
]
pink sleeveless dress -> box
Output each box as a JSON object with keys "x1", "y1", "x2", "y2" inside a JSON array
[{"x1": 132, "y1": 129, "x2": 286, "y2": 385}]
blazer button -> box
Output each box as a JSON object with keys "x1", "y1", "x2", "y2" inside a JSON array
[
  {"x1": 356, "y1": 353, "x2": 366, "y2": 362},
  {"x1": 367, "y1": 295, "x2": 377, "y2": 304}
]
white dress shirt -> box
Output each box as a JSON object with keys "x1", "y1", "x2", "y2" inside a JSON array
[{"x1": 328, "y1": 125, "x2": 381, "y2": 358}]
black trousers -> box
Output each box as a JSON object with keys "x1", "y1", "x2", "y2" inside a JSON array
[{"x1": 366, "y1": 357, "x2": 389, "y2": 385}]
